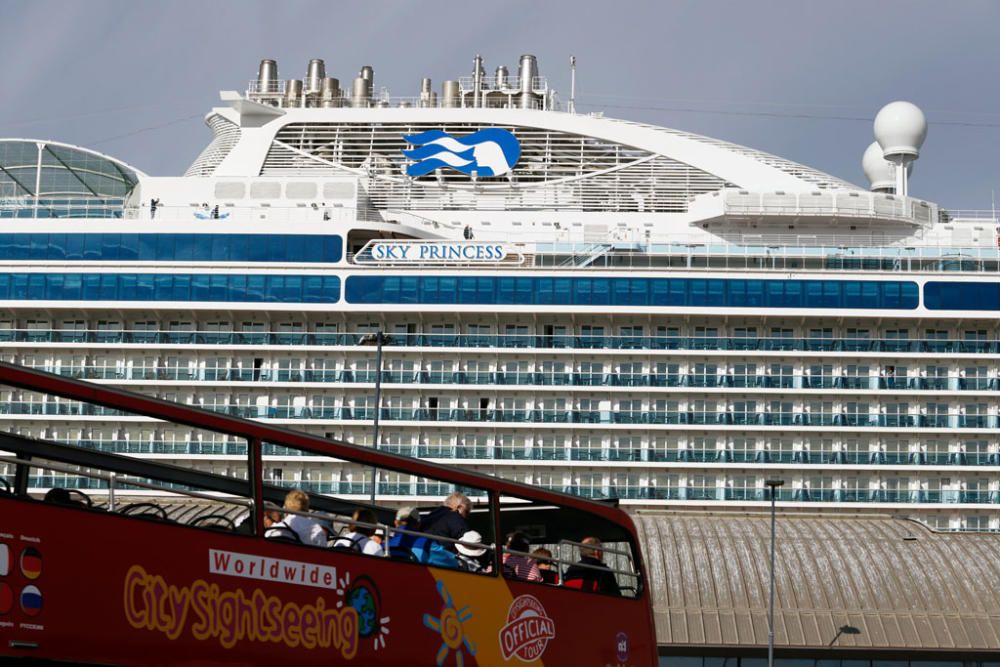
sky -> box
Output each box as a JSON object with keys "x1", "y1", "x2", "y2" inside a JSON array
[{"x1": 1, "y1": 0, "x2": 998, "y2": 209}]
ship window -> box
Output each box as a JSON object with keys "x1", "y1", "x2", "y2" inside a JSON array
[
  {"x1": 214, "y1": 182, "x2": 246, "y2": 199},
  {"x1": 286, "y1": 182, "x2": 318, "y2": 199},
  {"x1": 249, "y1": 182, "x2": 281, "y2": 199}
]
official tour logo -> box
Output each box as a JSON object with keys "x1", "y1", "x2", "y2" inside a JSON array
[
  {"x1": 616, "y1": 631, "x2": 630, "y2": 662},
  {"x1": 499, "y1": 594, "x2": 555, "y2": 662},
  {"x1": 402, "y1": 128, "x2": 521, "y2": 178}
]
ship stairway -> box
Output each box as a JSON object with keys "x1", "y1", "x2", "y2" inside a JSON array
[{"x1": 561, "y1": 243, "x2": 613, "y2": 268}]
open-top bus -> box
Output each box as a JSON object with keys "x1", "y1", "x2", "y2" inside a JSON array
[{"x1": 0, "y1": 362, "x2": 656, "y2": 666}]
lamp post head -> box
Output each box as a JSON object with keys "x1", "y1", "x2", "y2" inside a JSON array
[
  {"x1": 359, "y1": 331, "x2": 392, "y2": 346},
  {"x1": 764, "y1": 479, "x2": 785, "y2": 488}
]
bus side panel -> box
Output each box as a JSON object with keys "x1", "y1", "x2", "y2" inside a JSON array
[{"x1": 0, "y1": 499, "x2": 655, "y2": 666}]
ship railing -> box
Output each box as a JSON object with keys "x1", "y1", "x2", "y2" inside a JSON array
[
  {"x1": 8, "y1": 363, "x2": 1000, "y2": 393},
  {"x1": 0, "y1": 198, "x2": 129, "y2": 220},
  {"x1": 12, "y1": 456, "x2": 995, "y2": 506},
  {"x1": 13, "y1": 365, "x2": 1000, "y2": 393},
  {"x1": 694, "y1": 189, "x2": 941, "y2": 226},
  {"x1": 518, "y1": 241, "x2": 1000, "y2": 273},
  {"x1": 39, "y1": 437, "x2": 1000, "y2": 467},
  {"x1": 244, "y1": 82, "x2": 551, "y2": 111},
  {"x1": 1, "y1": 401, "x2": 997, "y2": 431},
  {"x1": 127, "y1": 202, "x2": 386, "y2": 223},
  {"x1": 4, "y1": 329, "x2": 1000, "y2": 354}
]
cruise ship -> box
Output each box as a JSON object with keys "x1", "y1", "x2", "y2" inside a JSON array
[{"x1": 1, "y1": 54, "x2": 998, "y2": 532}]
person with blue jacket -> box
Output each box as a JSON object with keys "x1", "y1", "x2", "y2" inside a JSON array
[{"x1": 389, "y1": 506, "x2": 458, "y2": 568}]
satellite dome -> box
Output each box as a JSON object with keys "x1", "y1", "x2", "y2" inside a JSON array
[
  {"x1": 873, "y1": 101, "x2": 927, "y2": 162},
  {"x1": 862, "y1": 140, "x2": 912, "y2": 192}
]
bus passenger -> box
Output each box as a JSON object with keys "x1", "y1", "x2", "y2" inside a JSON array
[
  {"x1": 237, "y1": 500, "x2": 282, "y2": 535},
  {"x1": 502, "y1": 532, "x2": 543, "y2": 582},
  {"x1": 389, "y1": 506, "x2": 458, "y2": 568},
  {"x1": 268, "y1": 489, "x2": 326, "y2": 546},
  {"x1": 531, "y1": 547, "x2": 560, "y2": 585},
  {"x1": 455, "y1": 530, "x2": 492, "y2": 573},
  {"x1": 420, "y1": 491, "x2": 471, "y2": 551},
  {"x1": 333, "y1": 508, "x2": 385, "y2": 556},
  {"x1": 563, "y1": 537, "x2": 621, "y2": 596}
]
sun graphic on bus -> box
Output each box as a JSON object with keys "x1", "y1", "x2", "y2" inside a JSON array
[{"x1": 423, "y1": 580, "x2": 476, "y2": 667}]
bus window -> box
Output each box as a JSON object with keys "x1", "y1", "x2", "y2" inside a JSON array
[
  {"x1": 498, "y1": 495, "x2": 642, "y2": 598},
  {"x1": 259, "y1": 442, "x2": 496, "y2": 574}
]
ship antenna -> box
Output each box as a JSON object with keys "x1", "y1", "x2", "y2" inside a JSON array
[{"x1": 569, "y1": 55, "x2": 577, "y2": 114}]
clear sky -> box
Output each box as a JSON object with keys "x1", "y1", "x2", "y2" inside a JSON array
[{"x1": 1, "y1": 0, "x2": 997, "y2": 209}]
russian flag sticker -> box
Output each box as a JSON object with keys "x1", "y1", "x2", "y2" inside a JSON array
[
  {"x1": 0, "y1": 582, "x2": 12, "y2": 614},
  {"x1": 20, "y1": 547, "x2": 41, "y2": 580},
  {"x1": 0, "y1": 543, "x2": 9, "y2": 576},
  {"x1": 20, "y1": 585, "x2": 42, "y2": 616}
]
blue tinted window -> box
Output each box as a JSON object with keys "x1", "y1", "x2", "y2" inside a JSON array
[
  {"x1": 0, "y1": 273, "x2": 340, "y2": 303},
  {"x1": 924, "y1": 282, "x2": 1000, "y2": 310},
  {"x1": 344, "y1": 276, "x2": 918, "y2": 310},
  {"x1": 0, "y1": 234, "x2": 342, "y2": 263},
  {"x1": 120, "y1": 234, "x2": 139, "y2": 260}
]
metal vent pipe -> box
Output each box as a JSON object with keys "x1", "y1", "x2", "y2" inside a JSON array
[{"x1": 257, "y1": 59, "x2": 278, "y2": 93}]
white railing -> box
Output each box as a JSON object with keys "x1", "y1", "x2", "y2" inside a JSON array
[
  {"x1": 696, "y1": 189, "x2": 941, "y2": 226},
  {"x1": 941, "y1": 209, "x2": 1000, "y2": 221},
  {"x1": 245, "y1": 82, "x2": 554, "y2": 111}
]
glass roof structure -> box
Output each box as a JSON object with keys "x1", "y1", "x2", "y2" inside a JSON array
[
  {"x1": 0, "y1": 139, "x2": 142, "y2": 200},
  {"x1": 0, "y1": 140, "x2": 144, "y2": 218}
]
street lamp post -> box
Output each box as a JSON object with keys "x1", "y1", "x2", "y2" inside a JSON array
[
  {"x1": 764, "y1": 479, "x2": 784, "y2": 667},
  {"x1": 359, "y1": 331, "x2": 387, "y2": 505}
]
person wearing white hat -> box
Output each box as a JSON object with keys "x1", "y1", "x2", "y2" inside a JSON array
[{"x1": 455, "y1": 530, "x2": 491, "y2": 573}]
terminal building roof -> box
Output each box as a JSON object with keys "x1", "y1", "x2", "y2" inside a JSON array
[{"x1": 635, "y1": 511, "x2": 1000, "y2": 656}]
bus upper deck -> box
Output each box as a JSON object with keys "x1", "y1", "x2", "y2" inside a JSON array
[{"x1": 0, "y1": 362, "x2": 655, "y2": 666}]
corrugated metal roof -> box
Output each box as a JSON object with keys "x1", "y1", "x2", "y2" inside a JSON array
[{"x1": 633, "y1": 511, "x2": 1000, "y2": 652}]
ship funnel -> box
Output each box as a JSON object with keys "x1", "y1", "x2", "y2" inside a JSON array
[
  {"x1": 257, "y1": 59, "x2": 279, "y2": 93},
  {"x1": 321, "y1": 77, "x2": 340, "y2": 107},
  {"x1": 420, "y1": 77, "x2": 433, "y2": 108},
  {"x1": 495, "y1": 65, "x2": 509, "y2": 89},
  {"x1": 352, "y1": 76, "x2": 370, "y2": 107},
  {"x1": 285, "y1": 79, "x2": 303, "y2": 107},
  {"x1": 473, "y1": 54, "x2": 485, "y2": 107},
  {"x1": 518, "y1": 54, "x2": 539, "y2": 108},
  {"x1": 305, "y1": 58, "x2": 326, "y2": 94},
  {"x1": 442, "y1": 80, "x2": 460, "y2": 108},
  {"x1": 360, "y1": 65, "x2": 374, "y2": 96}
]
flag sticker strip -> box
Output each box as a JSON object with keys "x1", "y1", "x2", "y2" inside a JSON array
[
  {"x1": 20, "y1": 585, "x2": 41, "y2": 616},
  {"x1": 20, "y1": 547, "x2": 41, "y2": 580},
  {"x1": 0, "y1": 582, "x2": 12, "y2": 614}
]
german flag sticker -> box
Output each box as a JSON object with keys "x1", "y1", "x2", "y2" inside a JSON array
[
  {"x1": 20, "y1": 547, "x2": 41, "y2": 580},
  {"x1": 0, "y1": 582, "x2": 12, "y2": 614},
  {"x1": 0, "y1": 543, "x2": 9, "y2": 576},
  {"x1": 20, "y1": 585, "x2": 41, "y2": 616}
]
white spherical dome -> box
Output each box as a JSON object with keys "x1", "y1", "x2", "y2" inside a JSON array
[
  {"x1": 862, "y1": 141, "x2": 912, "y2": 191},
  {"x1": 874, "y1": 101, "x2": 927, "y2": 161}
]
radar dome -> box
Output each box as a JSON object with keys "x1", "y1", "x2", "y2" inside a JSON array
[
  {"x1": 873, "y1": 101, "x2": 927, "y2": 162},
  {"x1": 862, "y1": 141, "x2": 912, "y2": 192}
]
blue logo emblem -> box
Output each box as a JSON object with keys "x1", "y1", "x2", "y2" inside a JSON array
[{"x1": 402, "y1": 128, "x2": 521, "y2": 177}]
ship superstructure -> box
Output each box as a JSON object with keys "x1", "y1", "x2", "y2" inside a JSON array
[{"x1": 1, "y1": 55, "x2": 998, "y2": 531}]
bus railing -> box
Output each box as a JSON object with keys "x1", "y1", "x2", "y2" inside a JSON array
[{"x1": 0, "y1": 454, "x2": 254, "y2": 510}]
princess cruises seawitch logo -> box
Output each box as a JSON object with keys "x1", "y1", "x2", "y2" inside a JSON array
[
  {"x1": 402, "y1": 129, "x2": 521, "y2": 177},
  {"x1": 498, "y1": 594, "x2": 555, "y2": 662}
]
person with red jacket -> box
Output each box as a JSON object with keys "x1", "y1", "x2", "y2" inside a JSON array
[{"x1": 563, "y1": 536, "x2": 621, "y2": 595}]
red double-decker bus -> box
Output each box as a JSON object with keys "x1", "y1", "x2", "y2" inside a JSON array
[{"x1": 0, "y1": 363, "x2": 656, "y2": 666}]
